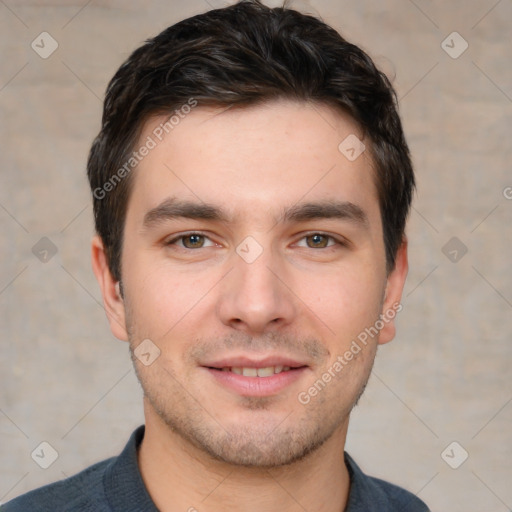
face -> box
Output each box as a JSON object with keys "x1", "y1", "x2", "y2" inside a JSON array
[{"x1": 93, "y1": 99, "x2": 407, "y2": 468}]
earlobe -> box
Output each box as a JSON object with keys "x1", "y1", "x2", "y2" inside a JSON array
[
  {"x1": 91, "y1": 235, "x2": 129, "y2": 341},
  {"x1": 378, "y1": 238, "x2": 409, "y2": 345}
]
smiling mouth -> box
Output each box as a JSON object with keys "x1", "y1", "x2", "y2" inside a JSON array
[{"x1": 208, "y1": 366, "x2": 305, "y2": 377}]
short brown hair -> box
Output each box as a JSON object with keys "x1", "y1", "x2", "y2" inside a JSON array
[{"x1": 87, "y1": 0, "x2": 414, "y2": 282}]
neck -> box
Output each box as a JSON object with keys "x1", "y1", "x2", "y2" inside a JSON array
[{"x1": 137, "y1": 402, "x2": 351, "y2": 512}]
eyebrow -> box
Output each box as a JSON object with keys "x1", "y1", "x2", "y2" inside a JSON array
[
  {"x1": 143, "y1": 198, "x2": 230, "y2": 228},
  {"x1": 280, "y1": 200, "x2": 368, "y2": 226},
  {"x1": 142, "y1": 197, "x2": 369, "y2": 230}
]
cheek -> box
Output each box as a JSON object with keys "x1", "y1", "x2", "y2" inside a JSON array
[
  {"x1": 300, "y1": 263, "x2": 385, "y2": 342},
  {"x1": 122, "y1": 258, "x2": 217, "y2": 340}
]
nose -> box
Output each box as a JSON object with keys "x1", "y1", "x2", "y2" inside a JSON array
[{"x1": 216, "y1": 244, "x2": 297, "y2": 335}]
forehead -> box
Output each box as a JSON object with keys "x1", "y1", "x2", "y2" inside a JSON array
[{"x1": 126, "y1": 99, "x2": 380, "y2": 228}]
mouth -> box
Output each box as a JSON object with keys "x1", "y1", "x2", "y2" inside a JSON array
[
  {"x1": 209, "y1": 365, "x2": 302, "y2": 377},
  {"x1": 202, "y1": 357, "x2": 309, "y2": 396}
]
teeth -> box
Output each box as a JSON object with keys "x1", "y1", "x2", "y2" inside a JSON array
[
  {"x1": 257, "y1": 366, "x2": 275, "y2": 377},
  {"x1": 224, "y1": 366, "x2": 292, "y2": 377}
]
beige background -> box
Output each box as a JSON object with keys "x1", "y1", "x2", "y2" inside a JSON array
[{"x1": 1, "y1": 0, "x2": 511, "y2": 510}]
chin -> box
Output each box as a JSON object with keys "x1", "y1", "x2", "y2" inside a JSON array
[{"x1": 158, "y1": 404, "x2": 337, "y2": 468}]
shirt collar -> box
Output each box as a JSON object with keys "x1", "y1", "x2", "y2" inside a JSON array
[
  {"x1": 103, "y1": 425, "x2": 159, "y2": 512},
  {"x1": 103, "y1": 425, "x2": 400, "y2": 511}
]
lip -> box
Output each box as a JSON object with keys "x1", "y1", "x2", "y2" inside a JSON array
[
  {"x1": 204, "y1": 367, "x2": 308, "y2": 396},
  {"x1": 202, "y1": 354, "x2": 307, "y2": 369},
  {"x1": 201, "y1": 353, "x2": 310, "y2": 397}
]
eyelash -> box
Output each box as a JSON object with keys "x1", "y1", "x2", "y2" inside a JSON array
[{"x1": 165, "y1": 232, "x2": 347, "y2": 250}]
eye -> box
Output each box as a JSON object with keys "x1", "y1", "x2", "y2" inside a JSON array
[
  {"x1": 296, "y1": 233, "x2": 341, "y2": 249},
  {"x1": 166, "y1": 232, "x2": 216, "y2": 249}
]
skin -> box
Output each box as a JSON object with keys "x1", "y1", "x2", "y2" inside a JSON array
[{"x1": 92, "y1": 99, "x2": 408, "y2": 512}]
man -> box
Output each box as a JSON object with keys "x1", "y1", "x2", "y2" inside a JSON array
[{"x1": 4, "y1": 0, "x2": 429, "y2": 510}]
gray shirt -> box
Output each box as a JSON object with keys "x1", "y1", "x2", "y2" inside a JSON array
[{"x1": 3, "y1": 425, "x2": 430, "y2": 511}]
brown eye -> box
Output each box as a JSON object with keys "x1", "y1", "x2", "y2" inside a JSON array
[
  {"x1": 182, "y1": 234, "x2": 205, "y2": 248},
  {"x1": 167, "y1": 233, "x2": 214, "y2": 249},
  {"x1": 305, "y1": 234, "x2": 330, "y2": 248}
]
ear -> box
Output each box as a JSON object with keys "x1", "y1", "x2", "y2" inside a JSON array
[
  {"x1": 378, "y1": 237, "x2": 409, "y2": 345},
  {"x1": 91, "y1": 235, "x2": 129, "y2": 341}
]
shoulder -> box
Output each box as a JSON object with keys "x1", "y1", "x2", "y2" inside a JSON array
[
  {"x1": 2, "y1": 456, "x2": 115, "y2": 512},
  {"x1": 345, "y1": 452, "x2": 430, "y2": 511},
  {"x1": 360, "y1": 474, "x2": 430, "y2": 511}
]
